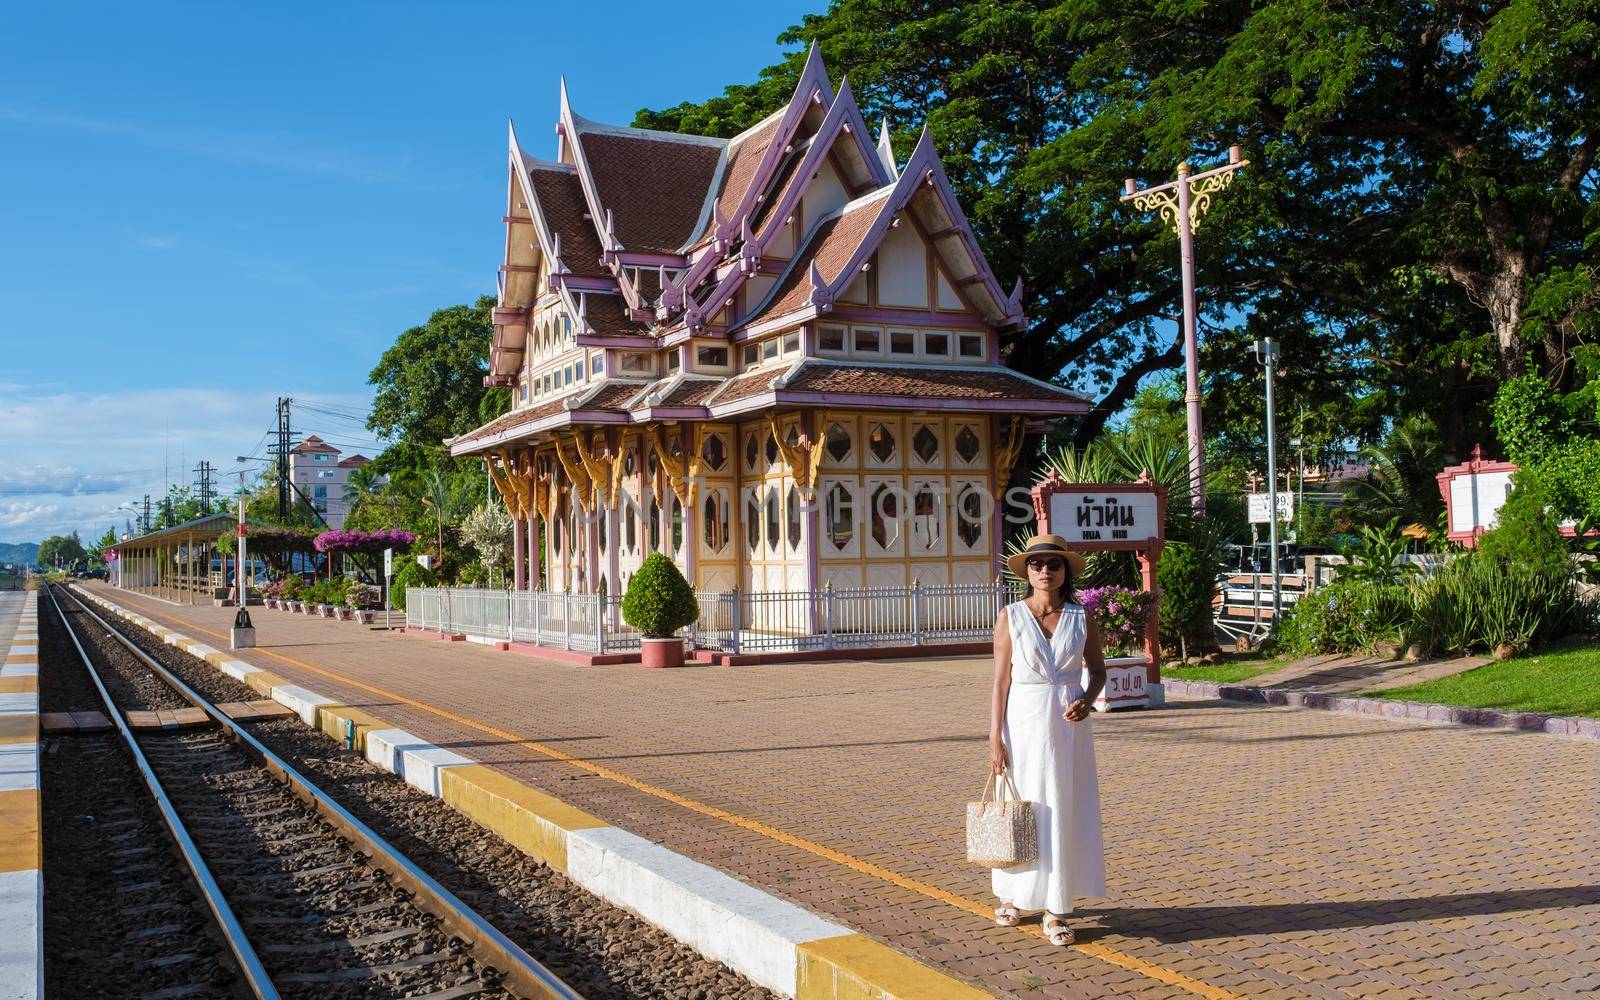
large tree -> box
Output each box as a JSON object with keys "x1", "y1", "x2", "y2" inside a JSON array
[
  {"x1": 368, "y1": 295, "x2": 508, "y2": 451},
  {"x1": 636, "y1": 1, "x2": 1600, "y2": 456},
  {"x1": 37, "y1": 532, "x2": 87, "y2": 571}
]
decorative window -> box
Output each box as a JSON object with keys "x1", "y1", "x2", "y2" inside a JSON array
[
  {"x1": 911, "y1": 482, "x2": 943, "y2": 552},
  {"x1": 764, "y1": 487, "x2": 780, "y2": 552},
  {"x1": 702, "y1": 491, "x2": 729, "y2": 554},
  {"x1": 958, "y1": 333, "x2": 985, "y2": 359},
  {"x1": 743, "y1": 431, "x2": 760, "y2": 471},
  {"x1": 743, "y1": 343, "x2": 759, "y2": 366},
  {"x1": 784, "y1": 423, "x2": 800, "y2": 451},
  {"x1": 700, "y1": 432, "x2": 728, "y2": 471},
  {"x1": 890, "y1": 330, "x2": 916, "y2": 355},
  {"x1": 761, "y1": 338, "x2": 779, "y2": 361},
  {"x1": 668, "y1": 351, "x2": 681, "y2": 372},
  {"x1": 591, "y1": 353, "x2": 603, "y2": 374},
  {"x1": 695, "y1": 345, "x2": 729, "y2": 368},
  {"x1": 956, "y1": 484, "x2": 986, "y2": 550},
  {"x1": 852, "y1": 327, "x2": 881, "y2": 354},
  {"x1": 867, "y1": 423, "x2": 897, "y2": 465},
  {"x1": 648, "y1": 496, "x2": 661, "y2": 552},
  {"x1": 912, "y1": 424, "x2": 941, "y2": 465},
  {"x1": 745, "y1": 490, "x2": 760, "y2": 552},
  {"x1": 764, "y1": 429, "x2": 780, "y2": 468},
  {"x1": 825, "y1": 483, "x2": 854, "y2": 551},
  {"x1": 520, "y1": 380, "x2": 529, "y2": 402},
  {"x1": 824, "y1": 422, "x2": 852, "y2": 464},
  {"x1": 924, "y1": 331, "x2": 950, "y2": 357},
  {"x1": 786, "y1": 484, "x2": 802, "y2": 550},
  {"x1": 597, "y1": 508, "x2": 608, "y2": 550},
  {"x1": 619, "y1": 352, "x2": 652, "y2": 374},
  {"x1": 671, "y1": 498, "x2": 684, "y2": 554},
  {"x1": 818, "y1": 325, "x2": 847, "y2": 353},
  {"x1": 782, "y1": 331, "x2": 800, "y2": 354},
  {"x1": 869, "y1": 482, "x2": 901, "y2": 551},
  {"x1": 625, "y1": 501, "x2": 638, "y2": 551},
  {"x1": 954, "y1": 425, "x2": 983, "y2": 465}
]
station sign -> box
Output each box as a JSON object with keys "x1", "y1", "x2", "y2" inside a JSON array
[{"x1": 1048, "y1": 489, "x2": 1161, "y2": 545}]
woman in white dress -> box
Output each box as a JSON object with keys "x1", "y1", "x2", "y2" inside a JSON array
[{"x1": 989, "y1": 533, "x2": 1107, "y2": 945}]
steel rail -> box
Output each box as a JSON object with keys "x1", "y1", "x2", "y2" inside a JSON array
[
  {"x1": 43, "y1": 584, "x2": 281, "y2": 999},
  {"x1": 56, "y1": 584, "x2": 585, "y2": 1000}
]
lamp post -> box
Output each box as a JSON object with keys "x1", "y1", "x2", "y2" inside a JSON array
[
  {"x1": 232, "y1": 473, "x2": 255, "y2": 648},
  {"x1": 1254, "y1": 338, "x2": 1282, "y2": 623},
  {"x1": 1122, "y1": 146, "x2": 1250, "y2": 516}
]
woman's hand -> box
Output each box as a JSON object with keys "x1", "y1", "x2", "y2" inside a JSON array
[
  {"x1": 989, "y1": 734, "x2": 1009, "y2": 774},
  {"x1": 1064, "y1": 698, "x2": 1094, "y2": 722}
]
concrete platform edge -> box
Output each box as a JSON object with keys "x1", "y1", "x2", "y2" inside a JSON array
[
  {"x1": 73, "y1": 585, "x2": 992, "y2": 999},
  {"x1": 0, "y1": 590, "x2": 41, "y2": 1000}
]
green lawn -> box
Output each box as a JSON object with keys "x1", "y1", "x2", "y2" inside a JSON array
[
  {"x1": 1370, "y1": 644, "x2": 1600, "y2": 718},
  {"x1": 1164, "y1": 654, "x2": 1284, "y2": 685}
]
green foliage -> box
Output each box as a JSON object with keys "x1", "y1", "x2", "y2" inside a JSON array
[
  {"x1": 1347, "y1": 415, "x2": 1448, "y2": 536},
  {"x1": 1492, "y1": 374, "x2": 1574, "y2": 466},
  {"x1": 1476, "y1": 496, "x2": 1572, "y2": 577},
  {"x1": 1155, "y1": 541, "x2": 1218, "y2": 654},
  {"x1": 88, "y1": 527, "x2": 118, "y2": 561},
  {"x1": 367, "y1": 296, "x2": 507, "y2": 447},
  {"x1": 620, "y1": 553, "x2": 699, "y2": 639},
  {"x1": 1334, "y1": 519, "x2": 1421, "y2": 587},
  {"x1": 280, "y1": 574, "x2": 303, "y2": 600},
  {"x1": 460, "y1": 503, "x2": 515, "y2": 581},
  {"x1": 37, "y1": 532, "x2": 88, "y2": 571},
  {"x1": 1272, "y1": 580, "x2": 1410, "y2": 657},
  {"x1": 640, "y1": 3, "x2": 1600, "y2": 462},
  {"x1": 390, "y1": 560, "x2": 437, "y2": 612},
  {"x1": 301, "y1": 577, "x2": 351, "y2": 607},
  {"x1": 1409, "y1": 554, "x2": 1591, "y2": 656}
]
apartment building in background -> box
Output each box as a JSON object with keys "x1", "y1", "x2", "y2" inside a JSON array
[{"x1": 288, "y1": 435, "x2": 372, "y2": 528}]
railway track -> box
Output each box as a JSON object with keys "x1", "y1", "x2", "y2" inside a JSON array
[{"x1": 43, "y1": 584, "x2": 584, "y2": 1000}]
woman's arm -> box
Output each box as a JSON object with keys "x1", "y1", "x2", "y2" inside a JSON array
[
  {"x1": 989, "y1": 608, "x2": 1013, "y2": 773},
  {"x1": 1066, "y1": 613, "x2": 1107, "y2": 721}
]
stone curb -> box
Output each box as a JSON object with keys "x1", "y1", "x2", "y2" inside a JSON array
[
  {"x1": 74, "y1": 586, "x2": 992, "y2": 1000},
  {"x1": 0, "y1": 589, "x2": 41, "y2": 1000},
  {"x1": 1163, "y1": 677, "x2": 1600, "y2": 739}
]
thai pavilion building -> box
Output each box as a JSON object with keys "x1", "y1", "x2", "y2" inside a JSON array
[{"x1": 447, "y1": 47, "x2": 1089, "y2": 623}]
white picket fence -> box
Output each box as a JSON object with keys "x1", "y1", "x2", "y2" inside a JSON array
[{"x1": 407, "y1": 581, "x2": 1024, "y2": 655}]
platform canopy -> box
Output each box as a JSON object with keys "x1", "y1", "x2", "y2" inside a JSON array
[{"x1": 112, "y1": 513, "x2": 270, "y2": 605}]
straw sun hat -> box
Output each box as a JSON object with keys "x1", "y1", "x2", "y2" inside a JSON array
[{"x1": 1005, "y1": 534, "x2": 1087, "y2": 581}]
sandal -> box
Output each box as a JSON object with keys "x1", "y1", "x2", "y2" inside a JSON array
[
  {"x1": 994, "y1": 905, "x2": 1020, "y2": 927},
  {"x1": 1042, "y1": 913, "x2": 1074, "y2": 946}
]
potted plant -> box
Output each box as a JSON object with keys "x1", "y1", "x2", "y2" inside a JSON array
[
  {"x1": 620, "y1": 553, "x2": 700, "y2": 668},
  {"x1": 345, "y1": 582, "x2": 380, "y2": 624},
  {"x1": 280, "y1": 574, "x2": 303, "y2": 612}
]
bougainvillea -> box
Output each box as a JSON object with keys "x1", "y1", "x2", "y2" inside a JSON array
[
  {"x1": 313, "y1": 529, "x2": 415, "y2": 555},
  {"x1": 214, "y1": 525, "x2": 319, "y2": 557},
  {"x1": 1078, "y1": 585, "x2": 1159, "y2": 655}
]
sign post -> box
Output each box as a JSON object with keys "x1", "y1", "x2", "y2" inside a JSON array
[
  {"x1": 1031, "y1": 471, "x2": 1168, "y2": 709},
  {"x1": 231, "y1": 477, "x2": 255, "y2": 649},
  {"x1": 383, "y1": 547, "x2": 394, "y2": 630}
]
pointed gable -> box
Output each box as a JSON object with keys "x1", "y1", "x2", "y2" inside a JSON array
[{"x1": 523, "y1": 160, "x2": 606, "y2": 278}]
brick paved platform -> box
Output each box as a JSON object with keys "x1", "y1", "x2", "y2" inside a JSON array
[{"x1": 87, "y1": 583, "x2": 1600, "y2": 999}]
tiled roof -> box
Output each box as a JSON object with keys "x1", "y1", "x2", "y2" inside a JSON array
[
  {"x1": 292, "y1": 435, "x2": 339, "y2": 454},
  {"x1": 583, "y1": 380, "x2": 651, "y2": 409},
  {"x1": 450, "y1": 381, "x2": 642, "y2": 452},
  {"x1": 526, "y1": 165, "x2": 607, "y2": 278},
  {"x1": 710, "y1": 368, "x2": 780, "y2": 404},
  {"x1": 750, "y1": 194, "x2": 887, "y2": 323},
  {"x1": 336, "y1": 454, "x2": 371, "y2": 467},
  {"x1": 655, "y1": 377, "x2": 723, "y2": 407},
  {"x1": 579, "y1": 293, "x2": 651, "y2": 338},
  {"x1": 780, "y1": 362, "x2": 1087, "y2": 403},
  {"x1": 578, "y1": 130, "x2": 723, "y2": 254},
  {"x1": 697, "y1": 115, "x2": 783, "y2": 244}
]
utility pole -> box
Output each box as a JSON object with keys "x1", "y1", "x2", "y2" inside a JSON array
[
  {"x1": 193, "y1": 460, "x2": 216, "y2": 516},
  {"x1": 141, "y1": 494, "x2": 152, "y2": 534},
  {"x1": 269, "y1": 397, "x2": 293, "y2": 522},
  {"x1": 1254, "y1": 338, "x2": 1282, "y2": 623},
  {"x1": 1121, "y1": 146, "x2": 1250, "y2": 516}
]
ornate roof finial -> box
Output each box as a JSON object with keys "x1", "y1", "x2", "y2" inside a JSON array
[
  {"x1": 877, "y1": 118, "x2": 898, "y2": 179},
  {"x1": 807, "y1": 260, "x2": 834, "y2": 313}
]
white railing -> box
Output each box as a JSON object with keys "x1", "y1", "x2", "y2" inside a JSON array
[{"x1": 409, "y1": 581, "x2": 1024, "y2": 655}]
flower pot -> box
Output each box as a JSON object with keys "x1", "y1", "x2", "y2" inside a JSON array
[
  {"x1": 303, "y1": 603, "x2": 318, "y2": 616},
  {"x1": 337, "y1": 607, "x2": 354, "y2": 621},
  {"x1": 287, "y1": 601, "x2": 300, "y2": 613},
  {"x1": 355, "y1": 610, "x2": 375, "y2": 625},
  {"x1": 640, "y1": 636, "x2": 685, "y2": 668}
]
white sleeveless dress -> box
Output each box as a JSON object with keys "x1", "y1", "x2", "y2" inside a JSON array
[{"x1": 992, "y1": 601, "x2": 1107, "y2": 913}]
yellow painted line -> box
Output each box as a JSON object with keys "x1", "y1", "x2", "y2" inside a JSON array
[
  {"x1": 314, "y1": 705, "x2": 391, "y2": 751},
  {"x1": 4, "y1": 654, "x2": 37, "y2": 666},
  {"x1": 440, "y1": 764, "x2": 608, "y2": 872},
  {"x1": 798, "y1": 934, "x2": 992, "y2": 1000},
  {"x1": 0, "y1": 789, "x2": 40, "y2": 873},
  {"x1": 0, "y1": 715, "x2": 37, "y2": 744},
  {"x1": 101, "y1": 592, "x2": 1241, "y2": 1000},
  {"x1": 0, "y1": 676, "x2": 37, "y2": 694}
]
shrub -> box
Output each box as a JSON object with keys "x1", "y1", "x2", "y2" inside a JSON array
[
  {"x1": 1476, "y1": 496, "x2": 1571, "y2": 577},
  {"x1": 1492, "y1": 373, "x2": 1573, "y2": 466},
  {"x1": 1272, "y1": 579, "x2": 1409, "y2": 657},
  {"x1": 1155, "y1": 541, "x2": 1218, "y2": 658},
  {"x1": 1335, "y1": 518, "x2": 1420, "y2": 587},
  {"x1": 344, "y1": 582, "x2": 381, "y2": 610},
  {"x1": 621, "y1": 553, "x2": 699, "y2": 638},
  {"x1": 1078, "y1": 585, "x2": 1159, "y2": 656},
  {"x1": 280, "y1": 574, "x2": 303, "y2": 600},
  {"x1": 1409, "y1": 553, "x2": 1592, "y2": 656},
  {"x1": 390, "y1": 560, "x2": 437, "y2": 612}
]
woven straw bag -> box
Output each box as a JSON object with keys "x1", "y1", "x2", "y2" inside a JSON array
[{"x1": 966, "y1": 771, "x2": 1037, "y2": 868}]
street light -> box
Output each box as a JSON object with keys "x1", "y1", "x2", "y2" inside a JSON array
[
  {"x1": 1254, "y1": 338, "x2": 1282, "y2": 624},
  {"x1": 1122, "y1": 144, "x2": 1250, "y2": 516}
]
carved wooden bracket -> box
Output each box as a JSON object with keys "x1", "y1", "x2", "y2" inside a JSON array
[
  {"x1": 573, "y1": 431, "x2": 619, "y2": 511},
  {"x1": 993, "y1": 415, "x2": 1027, "y2": 489},
  {"x1": 764, "y1": 410, "x2": 827, "y2": 499},
  {"x1": 553, "y1": 434, "x2": 594, "y2": 512},
  {"x1": 485, "y1": 454, "x2": 521, "y2": 518},
  {"x1": 649, "y1": 425, "x2": 690, "y2": 509}
]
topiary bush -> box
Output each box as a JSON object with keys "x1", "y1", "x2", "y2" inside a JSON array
[
  {"x1": 390, "y1": 560, "x2": 438, "y2": 612},
  {"x1": 1155, "y1": 541, "x2": 1218, "y2": 659},
  {"x1": 621, "y1": 552, "x2": 699, "y2": 638}
]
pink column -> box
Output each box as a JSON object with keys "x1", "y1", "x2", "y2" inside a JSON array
[{"x1": 528, "y1": 516, "x2": 542, "y2": 590}]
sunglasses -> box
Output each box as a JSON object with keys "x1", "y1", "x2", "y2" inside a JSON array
[{"x1": 1026, "y1": 558, "x2": 1065, "y2": 572}]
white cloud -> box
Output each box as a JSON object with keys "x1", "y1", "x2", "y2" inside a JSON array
[
  {"x1": 137, "y1": 235, "x2": 178, "y2": 250},
  {"x1": 0, "y1": 385, "x2": 377, "y2": 543}
]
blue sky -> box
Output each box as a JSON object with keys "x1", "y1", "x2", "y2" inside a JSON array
[{"x1": 0, "y1": 1, "x2": 821, "y2": 543}]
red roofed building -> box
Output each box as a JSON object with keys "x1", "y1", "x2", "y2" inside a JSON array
[{"x1": 450, "y1": 47, "x2": 1088, "y2": 602}]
